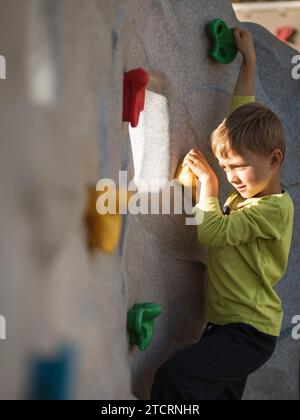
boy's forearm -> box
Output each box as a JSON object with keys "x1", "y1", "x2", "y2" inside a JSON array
[
  {"x1": 198, "y1": 175, "x2": 219, "y2": 211},
  {"x1": 234, "y1": 57, "x2": 256, "y2": 97}
]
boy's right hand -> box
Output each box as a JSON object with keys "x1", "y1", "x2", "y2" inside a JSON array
[{"x1": 233, "y1": 28, "x2": 256, "y2": 65}]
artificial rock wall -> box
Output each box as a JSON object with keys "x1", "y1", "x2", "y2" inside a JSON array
[{"x1": 0, "y1": 0, "x2": 299, "y2": 400}]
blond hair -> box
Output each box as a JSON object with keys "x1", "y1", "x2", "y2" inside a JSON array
[{"x1": 210, "y1": 102, "x2": 286, "y2": 163}]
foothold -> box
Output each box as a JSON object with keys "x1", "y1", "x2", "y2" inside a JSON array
[
  {"x1": 206, "y1": 18, "x2": 238, "y2": 64},
  {"x1": 28, "y1": 346, "x2": 74, "y2": 400},
  {"x1": 127, "y1": 303, "x2": 162, "y2": 352},
  {"x1": 123, "y1": 68, "x2": 150, "y2": 128},
  {"x1": 85, "y1": 187, "x2": 131, "y2": 255}
]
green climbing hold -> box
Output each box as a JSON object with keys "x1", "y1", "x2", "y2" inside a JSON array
[
  {"x1": 127, "y1": 303, "x2": 162, "y2": 352},
  {"x1": 206, "y1": 18, "x2": 238, "y2": 64}
]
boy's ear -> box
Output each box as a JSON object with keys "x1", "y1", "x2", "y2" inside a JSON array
[{"x1": 270, "y1": 149, "x2": 283, "y2": 168}]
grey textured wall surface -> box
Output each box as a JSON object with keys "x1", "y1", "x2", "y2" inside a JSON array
[
  {"x1": 0, "y1": 0, "x2": 132, "y2": 400},
  {"x1": 0, "y1": 0, "x2": 299, "y2": 400}
]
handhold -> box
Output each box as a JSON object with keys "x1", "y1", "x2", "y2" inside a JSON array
[
  {"x1": 175, "y1": 159, "x2": 198, "y2": 189},
  {"x1": 206, "y1": 18, "x2": 238, "y2": 64},
  {"x1": 276, "y1": 26, "x2": 296, "y2": 43},
  {"x1": 85, "y1": 187, "x2": 125, "y2": 254},
  {"x1": 175, "y1": 159, "x2": 199, "y2": 203},
  {"x1": 123, "y1": 68, "x2": 150, "y2": 128},
  {"x1": 127, "y1": 303, "x2": 162, "y2": 352},
  {"x1": 28, "y1": 346, "x2": 74, "y2": 400}
]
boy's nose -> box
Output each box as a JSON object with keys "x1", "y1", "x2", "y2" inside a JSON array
[
  {"x1": 227, "y1": 172, "x2": 241, "y2": 185},
  {"x1": 226, "y1": 171, "x2": 234, "y2": 182}
]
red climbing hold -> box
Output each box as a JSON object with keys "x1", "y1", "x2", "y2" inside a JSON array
[
  {"x1": 275, "y1": 26, "x2": 296, "y2": 43},
  {"x1": 123, "y1": 68, "x2": 150, "y2": 128}
]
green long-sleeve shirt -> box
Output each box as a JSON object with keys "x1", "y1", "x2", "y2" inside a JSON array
[{"x1": 192, "y1": 96, "x2": 294, "y2": 336}]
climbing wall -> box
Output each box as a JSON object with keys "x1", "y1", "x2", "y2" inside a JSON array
[
  {"x1": 0, "y1": 0, "x2": 299, "y2": 400},
  {"x1": 123, "y1": 0, "x2": 300, "y2": 400}
]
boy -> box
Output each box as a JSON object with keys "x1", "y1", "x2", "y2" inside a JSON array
[{"x1": 151, "y1": 29, "x2": 295, "y2": 400}]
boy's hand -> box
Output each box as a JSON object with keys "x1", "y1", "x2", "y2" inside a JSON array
[
  {"x1": 233, "y1": 28, "x2": 256, "y2": 96},
  {"x1": 233, "y1": 28, "x2": 256, "y2": 65},
  {"x1": 182, "y1": 149, "x2": 217, "y2": 183}
]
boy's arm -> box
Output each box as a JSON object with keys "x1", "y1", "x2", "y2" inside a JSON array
[
  {"x1": 231, "y1": 28, "x2": 257, "y2": 112},
  {"x1": 186, "y1": 31, "x2": 257, "y2": 214},
  {"x1": 193, "y1": 198, "x2": 283, "y2": 248}
]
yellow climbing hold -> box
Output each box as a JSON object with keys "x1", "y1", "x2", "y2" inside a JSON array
[
  {"x1": 176, "y1": 163, "x2": 197, "y2": 188},
  {"x1": 175, "y1": 159, "x2": 199, "y2": 203},
  {"x1": 85, "y1": 187, "x2": 131, "y2": 254}
]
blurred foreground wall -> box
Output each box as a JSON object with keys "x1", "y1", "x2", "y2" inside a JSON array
[{"x1": 0, "y1": 0, "x2": 299, "y2": 400}]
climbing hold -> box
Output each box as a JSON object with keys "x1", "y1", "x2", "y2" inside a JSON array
[
  {"x1": 175, "y1": 159, "x2": 199, "y2": 203},
  {"x1": 206, "y1": 18, "x2": 238, "y2": 64},
  {"x1": 28, "y1": 346, "x2": 74, "y2": 400},
  {"x1": 276, "y1": 26, "x2": 296, "y2": 43},
  {"x1": 127, "y1": 303, "x2": 162, "y2": 352},
  {"x1": 123, "y1": 68, "x2": 150, "y2": 128},
  {"x1": 175, "y1": 159, "x2": 198, "y2": 189},
  {"x1": 85, "y1": 187, "x2": 132, "y2": 254}
]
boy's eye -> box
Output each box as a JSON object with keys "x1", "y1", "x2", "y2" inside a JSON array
[{"x1": 222, "y1": 166, "x2": 246, "y2": 172}]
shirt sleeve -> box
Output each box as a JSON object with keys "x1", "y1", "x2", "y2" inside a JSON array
[
  {"x1": 231, "y1": 95, "x2": 255, "y2": 113},
  {"x1": 192, "y1": 197, "x2": 283, "y2": 248}
]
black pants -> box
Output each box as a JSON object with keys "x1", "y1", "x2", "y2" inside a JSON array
[{"x1": 151, "y1": 323, "x2": 277, "y2": 400}]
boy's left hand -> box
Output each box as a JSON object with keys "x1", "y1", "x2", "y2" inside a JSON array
[
  {"x1": 233, "y1": 28, "x2": 256, "y2": 64},
  {"x1": 183, "y1": 149, "x2": 217, "y2": 183}
]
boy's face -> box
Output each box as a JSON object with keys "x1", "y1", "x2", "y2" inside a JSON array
[{"x1": 216, "y1": 148, "x2": 277, "y2": 199}]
